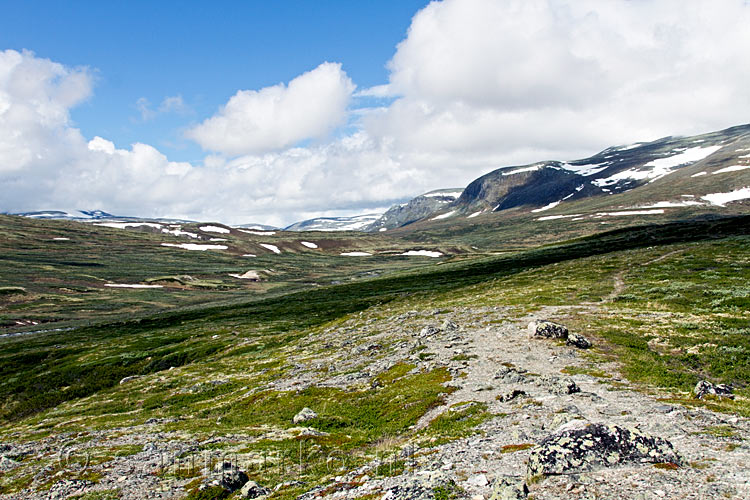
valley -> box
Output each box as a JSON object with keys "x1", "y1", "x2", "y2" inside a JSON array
[{"x1": 1, "y1": 124, "x2": 749, "y2": 499}]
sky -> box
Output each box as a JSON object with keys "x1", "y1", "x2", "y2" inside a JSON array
[{"x1": 1, "y1": 0, "x2": 750, "y2": 226}]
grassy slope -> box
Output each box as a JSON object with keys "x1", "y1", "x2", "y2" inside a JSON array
[
  {"x1": 0, "y1": 215, "x2": 460, "y2": 331},
  {"x1": 2, "y1": 215, "x2": 748, "y2": 421},
  {"x1": 1, "y1": 215, "x2": 749, "y2": 496}
]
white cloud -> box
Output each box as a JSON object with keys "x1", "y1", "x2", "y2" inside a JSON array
[
  {"x1": 186, "y1": 62, "x2": 355, "y2": 155},
  {"x1": 372, "y1": 0, "x2": 750, "y2": 159},
  {"x1": 3, "y1": 1, "x2": 750, "y2": 227},
  {"x1": 136, "y1": 94, "x2": 189, "y2": 121}
]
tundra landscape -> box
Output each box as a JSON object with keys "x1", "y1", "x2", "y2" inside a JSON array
[{"x1": 1, "y1": 1, "x2": 750, "y2": 499}]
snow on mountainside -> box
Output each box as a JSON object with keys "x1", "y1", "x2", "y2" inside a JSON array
[
  {"x1": 452, "y1": 123, "x2": 750, "y2": 216},
  {"x1": 365, "y1": 189, "x2": 463, "y2": 232},
  {"x1": 284, "y1": 214, "x2": 383, "y2": 232}
]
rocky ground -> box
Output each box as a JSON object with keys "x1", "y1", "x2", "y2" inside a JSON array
[{"x1": 2, "y1": 304, "x2": 748, "y2": 499}]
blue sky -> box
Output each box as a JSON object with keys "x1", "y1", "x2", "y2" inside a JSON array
[
  {"x1": 0, "y1": 0, "x2": 428, "y2": 163},
  {"x1": 1, "y1": 0, "x2": 749, "y2": 225}
]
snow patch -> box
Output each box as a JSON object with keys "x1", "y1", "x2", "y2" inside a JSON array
[
  {"x1": 340, "y1": 252, "x2": 372, "y2": 256},
  {"x1": 300, "y1": 241, "x2": 318, "y2": 249},
  {"x1": 162, "y1": 228, "x2": 198, "y2": 238},
  {"x1": 400, "y1": 250, "x2": 443, "y2": 258},
  {"x1": 52, "y1": 237, "x2": 70, "y2": 241},
  {"x1": 701, "y1": 187, "x2": 750, "y2": 207},
  {"x1": 563, "y1": 162, "x2": 609, "y2": 176},
  {"x1": 96, "y1": 222, "x2": 163, "y2": 229},
  {"x1": 209, "y1": 238, "x2": 227, "y2": 242},
  {"x1": 105, "y1": 284, "x2": 163, "y2": 289},
  {"x1": 238, "y1": 229, "x2": 276, "y2": 236},
  {"x1": 431, "y1": 210, "x2": 456, "y2": 220},
  {"x1": 259, "y1": 243, "x2": 281, "y2": 254},
  {"x1": 713, "y1": 165, "x2": 750, "y2": 174},
  {"x1": 594, "y1": 146, "x2": 722, "y2": 186},
  {"x1": 531, "y1": 201, "x2": 561, "y2": 213},
  {"x1": 423, "y1": 191, "x2": 462, "y2": 198},
  {"x1": 597, "y1": 209, "x2": 665, "y2": 216},
  {"x1": 467, "y1": 211, "x2": 483, "y2": 218},
  {"x1": 161, "y1": 243, "x2": 228, "y2": 251},
  {"x1": 379, "y1": 228, "x2": 388, "y2": 232},
  {"x1": 502, "y1": 164, "x2": 542, "y2": 176},
  {"x1": 229, "y1": 270, "x2": 261, "y2": 280},
  {"x1": 242, "y1": 254, "x2": 257, "y2": 257},
  {"x1": 691, "y1": 172, "x2": 708, "y2": 177},
  {"x1": 200, "y1": 225, "x2": 230, "y2": 234},
  {"x1": 536, "y1": 214, "x2": 583, "y2": 221}
]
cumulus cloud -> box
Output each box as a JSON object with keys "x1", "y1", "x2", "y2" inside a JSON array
[
  {"x1": 374, "y1": 0, "x2": 750, "y2": 159},
  {"x1": 186, "y1": 62, "x2": 355, "y2": 155},
  {"x1": 3, "y1": 1, "x2": 750, "y2": 226}
]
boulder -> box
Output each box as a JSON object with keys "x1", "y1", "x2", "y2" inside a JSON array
[
  {"x1": 566, "y1": 333, "x2": 592, "y2": 349},
  {"x1": 537, "y1": 374, "x2": 580, "y2": 395},
  {"x1": 379, "y1": 471, "x2": 456, "y2": 500},
  {"x1": 293, "y1": 407, "x2": 318, "y2": 424},
  {"x1": 442, "y1": 320, "x2": 459, "y2": 332},
  {"x1": 210, "y1": 462, "x2": 249, "y2": 492},
  {"x1": 239, "y1": 480, "x2": 271, "y2": 499},
  {"x1": 494, "y1": 366, "x2": 528, "y2": 384},
  {"x1": 497, "y1": 389, "x2": 526, "y2": 403},
  {"x1": 419, "y1": 325, "x2": 441, "y2": 338},
  {"x1": 490, "y1": 476, "x2": 528, "y2": 500},
  {"x1": 693, "y1": 380, "x2": 734, "y2": 400},
  {"x1": 527, "y1": 422, "x2": 682, "y2": 478},
  {"x1": 528, "y1": 320, "x2": 568, "y2": 340},
  {"x1": 119, "y1": 375, "x2": 141, "y2": 385}
]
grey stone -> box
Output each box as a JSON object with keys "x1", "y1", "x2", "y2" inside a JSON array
[
  {"x1": 497, "y1": 389, "x2": 527, "y2": 402},
  {"x1": 693, "y1": 380, "x2": 734, "y2": 399},
  {"x1": 538, "y1": 374, "x2": 580, "y2": 395},
  {"x1": 490, "y1": 476, "x2": 528, "y2": 500},
  {"x1": 210, "y1": 462, "x2": 249, "y2": 492},
  {"x1": 566, "y1": 332, "x2": 592, "y2": 349},
  {"x1": 239, "y1": 480, "x2": 271, "y2": 499},
  {"x1": 527, "y1": 422, "x2": 682, "y2": 478},
  {"x1": 119, "y1": 375, "x2": 141, "y2": 385},
  {"x1": 419, "y1": 325, "x2": 441, "y2": 338},
  {"x1": 293, "y1": 407, "x2": 318, "y2": 424},
  {"x1": 528, "y1": 320, "x2": 568, "y2": 340}
]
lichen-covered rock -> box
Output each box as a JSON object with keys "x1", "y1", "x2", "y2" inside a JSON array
[
  {"x1": 693, "y1": 380, "x2": 734, "y2": 399},
  {"x1": 293, "y1": 407, "x2": 318, "y2": 424},
  {"x1": 442, "y1": 320, "x2": 459, "y2": 332},
  {"x1": 528, "y1": 320, "x2": 568, "y2": 340},
  {"x1": 0, "y1": 455, "x2": 19, "y2": 471},
  {"x1": 380, "y1": 471, "x2": 457, "y2": 500},
  {"x1": 566, "y1": 332, "x2": 592, "y2": 349},
  {"x1": 527, "y1": 422, "x2": 682, "y2": 478},
  {"x1": 208, "y1": 462, "x2": 249, "y2": 492},
  {"x1": 494, "y1": 366, "x2": 528, "y2": 384},
  {"x1": 537, "y1": 374, "x2": 580, "y2": 395},
  {"x1": 489, "y1": 476, "x2": 528, "y2": 500},
  {"x1": 419, "y1": 325, "x2": 441, "y2": 337},
  {"x1": 239, "y1": 480, "x2": 271, "y2": 499}
]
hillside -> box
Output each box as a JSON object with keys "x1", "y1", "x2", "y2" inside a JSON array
[{"x1": 0, "y1": 216, "x2": 748, "y2": 499}]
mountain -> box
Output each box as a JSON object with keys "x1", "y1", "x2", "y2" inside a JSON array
[
  {"x1": 233, "y1": 223, "x2": 278, "y2": 230},
  {"x1": 9, "y1": 209, "x2": 195, "y2": 224},
  {"x1": 12, "y1": 209, "x2": 117, "y2": 220},
  {"x1": 449, "y1": 123, "x2": 750, "y2": 217},
  {"x1": 365, "y1": 188, "x2": 463, "y2": 232},
  {"x1": 284, "y1": 213, "x2": 382, "y2": 232}
]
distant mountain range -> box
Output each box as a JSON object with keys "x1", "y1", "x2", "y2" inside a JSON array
[{"x1": 7, "y1": 124, "x2": 750, "y2": 232}]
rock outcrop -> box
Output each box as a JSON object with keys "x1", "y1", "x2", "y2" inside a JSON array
[
  {"x1": 293, "y1": 407, "x2": 318, "y2": 424},
  {"x1": 527, "y1": 422, "x2": 682, "y2": 478},
  {"x1": 528, "y1": 320, "x2": 568, "y2": 340},
  {"x1": 693, "y1": 380, "x2": 734, "y2": 399}
]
